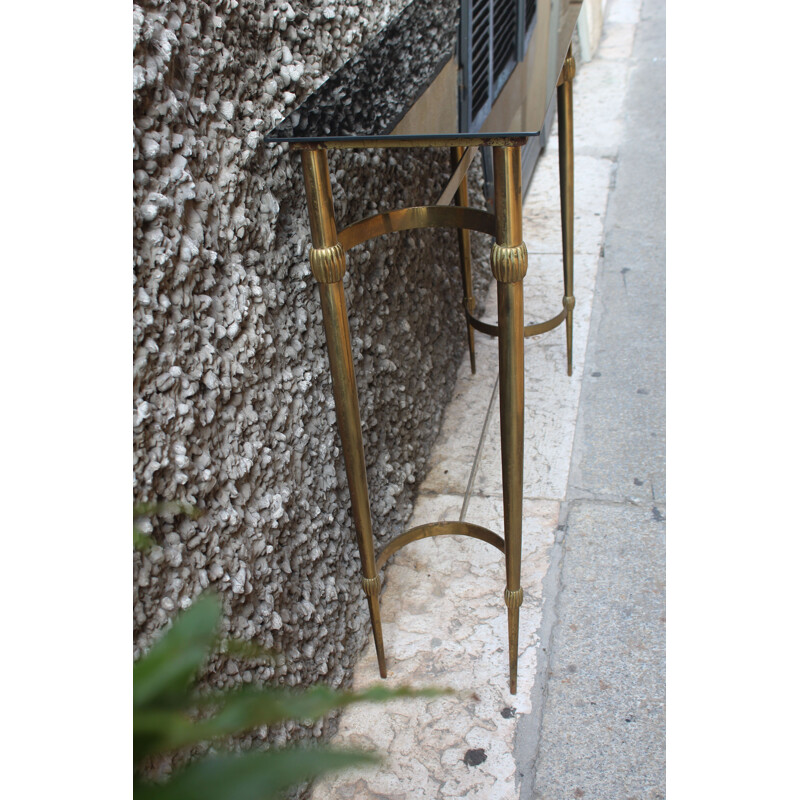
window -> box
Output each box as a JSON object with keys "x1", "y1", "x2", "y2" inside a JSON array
[{"x1": 460, "y1": 0, "x2": 538, "y2": 132}]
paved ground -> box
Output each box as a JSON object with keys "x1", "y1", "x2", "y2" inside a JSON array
[
  {"x1": 310, "y1": 0, "x2": 665, "y2": 796},
  {"x1": 519, "y1": 0, "x2": 666, "y2": 797}
]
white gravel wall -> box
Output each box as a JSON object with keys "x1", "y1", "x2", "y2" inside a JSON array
[{"x1": 133, "y1": 0, "x2": 490, "y2": 751}]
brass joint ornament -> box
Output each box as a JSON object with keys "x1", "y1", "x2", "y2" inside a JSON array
[
  {"x1": 563, "y1": 295, "x2": 575, "y2": 312},
  {"x1": 309, "y1": 242, "x2": 347, "y2": 283},
  {"x1": 558, "y1": 55, "x2": 576, "y2": 86},
  {"x1": 504, "y1": 587, "x2": 524, "y2": 610},
  {"x1": 361, "y1": 575, "x2": 381, "y2": 597},
  {"x1": 491, "y1": 242, "x2": 528, "y2": 283}
]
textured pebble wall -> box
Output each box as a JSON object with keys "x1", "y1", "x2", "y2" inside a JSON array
[{"x1": 133, "y1": 0, "x2": 490, "y2": 752}]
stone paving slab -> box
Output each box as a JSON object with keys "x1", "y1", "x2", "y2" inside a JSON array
[
  {"x1": 596, "y1": 19, "x2": 637, "y2": 61},
  {"x1": 568, "y1": 0, "x2": 665, "y2": 506},
  {"x1": 523, "y1": 153, "x2": 615, "y2": 256},
  {"x1": 420, "y1": 335, "x2": 500, "y2": 496},
  {"x1": 522, "y1": 0, "x2": 666, "y2": 797},
  {"x1": 571, "y1": 59, "x2": 630, "y2": 158},
  {"x1": 528, "y1": 502, "x2": 666, "y2": 800},
  {"x1": 607, "y1": 0, "x2": 643, "y2": 25},
  {"x1": 311, "y1": 494, "x2": 559, "y2": 800}
]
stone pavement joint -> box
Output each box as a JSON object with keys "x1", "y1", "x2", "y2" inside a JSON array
[{"x1": 511, "y1": 519, "x2": 568, "y2": 794}]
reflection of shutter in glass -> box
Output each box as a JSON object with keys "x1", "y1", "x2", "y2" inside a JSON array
[
  {"x1": 492, "y1": 0, "x2": 517, "y2": 85},
  {"x1": 471, "y1": 0, "x2": 491, "y2": 119},
  {"x1": 525, "y1": 0, "x2": 537, "y2": 30}
]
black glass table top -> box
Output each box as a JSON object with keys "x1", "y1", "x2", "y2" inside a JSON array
[{"x1": 264, "y1": 0, "x2": 583, "y2": 148}]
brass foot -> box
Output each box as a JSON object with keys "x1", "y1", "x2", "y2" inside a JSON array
[
  {"x1": 465, "y1": 296, "x2": 477, "y2": 374},
  {"x1": 469, "y1": 331, "x2": 476, "y2": 375},
  {"x1": 563, "y1": 295, "x2": 575, "y2": 377},
  {"x1": 505, "y1": 587, "x2": 523, "y2": 694},
  {"x1": 362, "y1": 575, "x2": 387, "y2": 678}
]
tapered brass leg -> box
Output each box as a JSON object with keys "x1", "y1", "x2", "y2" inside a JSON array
[
  {"x1": 492, "y1": 145, "x2": 527, "y2": 694},
  {"x1": 557, "y1": 45, "x2": 576, "y2": 377},
  {"x1": 301, "y1": 147, "x2": 387, "y2": 677},
  {"x1": 450, "y1": 147, "x2": 477, "y2": 373}
]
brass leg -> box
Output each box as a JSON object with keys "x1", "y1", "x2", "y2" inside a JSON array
[
  {"x1": 557, "y1": 45, "x2": 575, "y2": 375},
  {"x1": 451, "y1": 147, "x2": 477, "y2": 374},
  {"x1": 492, "y1": 145, "x2": 527, "y2": 695},
  {"x1": 301, "y1": 147, "x2": 387, "y2": 678},
  {"x1": 558, "y1": 45, "x2": 576, "y2": 377}
]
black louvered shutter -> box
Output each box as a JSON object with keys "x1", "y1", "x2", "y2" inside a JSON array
[
  {"x1": 492, "y1": 0, "x2": 517, "y2": 86},
  {"x1": 471, "y1": 0, "x2": 491, "y2": 121}
]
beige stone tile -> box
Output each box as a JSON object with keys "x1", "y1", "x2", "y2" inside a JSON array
[
  {"x1": 606, "y1": 0, "x2": 643, "y2": 24},
  {"x1": 522, "y1": 151, "x2": 614, "y2": 256},
  {"x1": 596, "y1": 21, "x2": 637, "y2": 60},
  {"x1": 310, "y1": 495, "x2": 559, "y2": 800},
  {"x1": 418, "y1": 336, "x2": 498, "y2": 497},
  {"x1": 571, "y1": 59, "x2": 630, "y2": 157}
]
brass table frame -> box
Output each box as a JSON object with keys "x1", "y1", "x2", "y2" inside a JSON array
[{"x1": 296, "y1": 50, "x2": 575, "y2": 694}]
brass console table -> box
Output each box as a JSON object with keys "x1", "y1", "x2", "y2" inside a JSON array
[{"x1": 266, "y1": 1, "x2": 582, "y2": 694}]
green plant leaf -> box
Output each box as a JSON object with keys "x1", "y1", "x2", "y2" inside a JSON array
[
  {"x1": 134, "y1": 526, "x2": 155, "y2": 552},
  {"x1": 221, "y1": 684, "x2": 451, "y2": 726},
  {"x1": 134, "y1": 501, "x2": 203, "y2": 521},
  {"x1": 133, "y1": 747, "x2": 379, "y2": 800},
  {"x1": 133, "y1": 594, "x2": 221, "y2": 710},
  {"x1": 217, "y1": 638, "x2": 276, "y2": 663},
  {"x1": 193, "y1": 684, "x2": 452, "y2": 733},
  {"x1": 133, "y1": 501, "x2": 201, "y2": 551},
  {"x1": 133, "y1": 709, "x2": 197, "y2": 765},
  {"x1": 138, "y1": 684, "x2": 452, "y2": 759}
]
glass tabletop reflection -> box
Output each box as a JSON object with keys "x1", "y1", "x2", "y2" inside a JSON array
[{"x1": 264, "y1": 0, "x2": 582, "y2": 147}]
